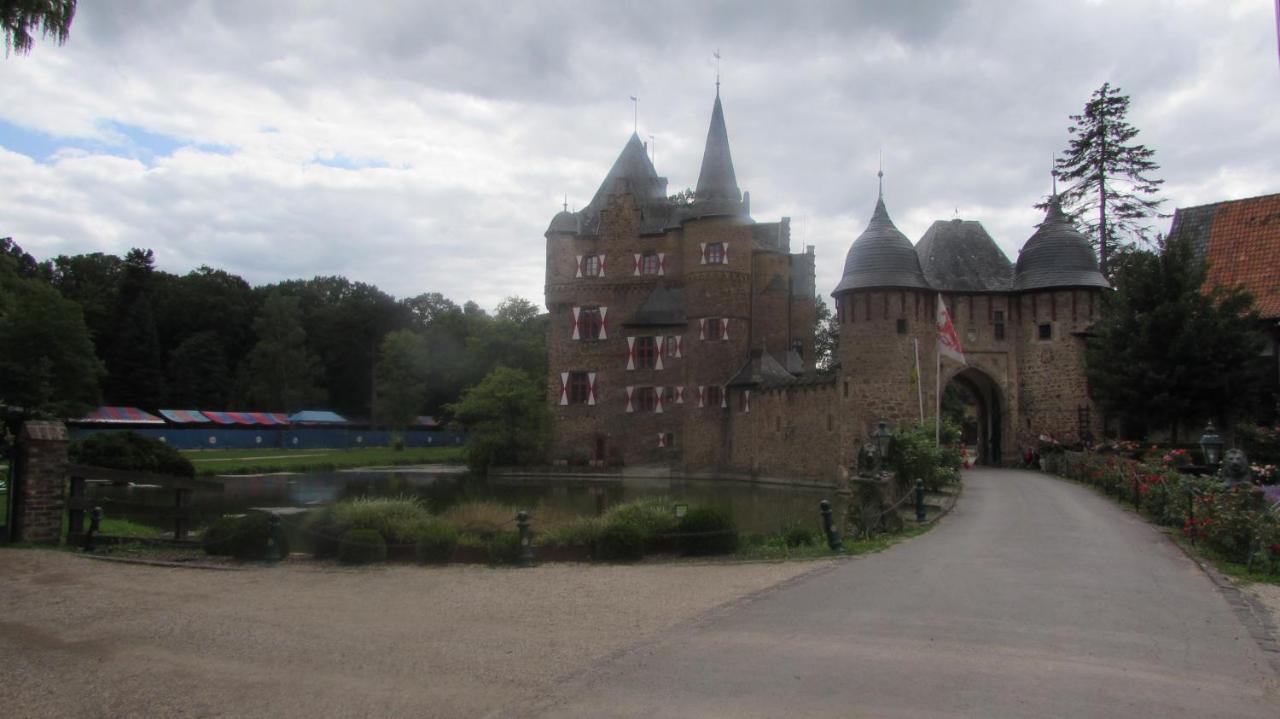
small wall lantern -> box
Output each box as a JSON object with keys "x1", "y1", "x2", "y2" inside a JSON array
[
  {"x1": 873, "y1": 420, "x2": 893, "y2": 470},
  {"x1": 1199, "y1": 421, "x2": 1224, "y2": 467}
]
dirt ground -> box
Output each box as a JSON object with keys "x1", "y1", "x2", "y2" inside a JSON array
[
  {"x1": 0, "y1": 549, "x2": 831, "y2": 718},
  {"x1": 1246, "y1": 582, "x2": 1280, "y2": 639}
]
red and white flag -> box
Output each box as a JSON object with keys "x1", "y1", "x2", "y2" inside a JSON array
[{"x1": 936, "y1": 294, "x2": 966, "y2": 365}]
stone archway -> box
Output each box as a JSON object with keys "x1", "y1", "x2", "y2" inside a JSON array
[{"x1": 942, "y1": 368, "x2": 1004, "y2": 466}]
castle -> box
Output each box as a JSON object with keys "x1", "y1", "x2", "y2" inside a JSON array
[{"x1": 544, "y1": 90, "x2": 1106, "y2": 482}]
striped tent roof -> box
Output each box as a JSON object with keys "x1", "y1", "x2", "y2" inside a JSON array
[
  {"x1": 77, "y1": 406, "x2": 165, "y2": 424},
  {"x1": 288, "y1": 410, "x2": 348, "y2": 424},
  {"x1": 158, "y1": 409, "x2": 212, "y2": 424},
  {"x1": 202, "y1": 411, "x2": 290, "y2": 426},
  {"x1": 415, "y1": 415, "x2": 443, "y2": 428}
]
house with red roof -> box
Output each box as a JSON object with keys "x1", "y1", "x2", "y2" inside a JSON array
[{"x1": 1166, "y1": 192, "x2": 1280, "y2": 412}]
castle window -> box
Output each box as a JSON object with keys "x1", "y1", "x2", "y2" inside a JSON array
[
  {"x1": 665, "y1": 335, "x2": 680, "y2": 358},
  {"x1": 827, "y1": 414, "x2": 833, "y2": 432},
  {"x1": 635, "y1": 386, "x2": 657, "y2": 412},
  {"x1": 641, "y1": 252, "x2": 660, "y2": 275},
  {"x1": 896, "y1": 318, "x2": 908, "y2": 335},
  {"x1": 582, "y1": 254, "x2": 601, "y2": 277},
  {"x1": 567, "y1": 372, "x2": 591, "y2": 404},
  {"x1": 966, "y1": 327, "x2": 977, "y2": 344},
  {"x1": 1038, "y1": 323, "x2": 1052, "y2": 340},
  {"x1": 993, "y1": 310, "x2": 1006, "y2": 341},
  {"x1": 706, "y1": 242, "x2": 726, "y2": 265},
  {"x1": 659, "y1": 431, "x2": 675, "y2": 448},
  {"x1": 843, "y1": 380, "x2": 849, "y2": 399},
  {"x1": 634, "y1": 336, "x2": 658, "y2": 369},
  {"x1": 706, "y1": 317, "x2": 727, "y2": 340},
  {"x1": 578, "y1": 307, "x2": 603, "y2": 340},
  {"x1": 791, "y1": 340, "x2": 804, "y2": 359},
  {"x1": 706, "y1": 385, "x2": 723, "y2": 408}
]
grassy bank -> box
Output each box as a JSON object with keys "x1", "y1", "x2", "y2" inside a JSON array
[{"x1": 180, "y1": 446, "x2": 466, "y2": 475}]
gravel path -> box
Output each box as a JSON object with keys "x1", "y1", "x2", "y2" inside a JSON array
[{"x1": 0, "y1": 549, "x2": 831, "y2": 718}]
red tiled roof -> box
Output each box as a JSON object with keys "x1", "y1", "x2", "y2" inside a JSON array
[{"x1": 1169, "y1": 192, "x2": 1280, "y2": 319}]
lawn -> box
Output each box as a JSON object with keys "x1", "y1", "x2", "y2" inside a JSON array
[{"x1": 180, "y1": 446, "x2": 466, "y2": 475}]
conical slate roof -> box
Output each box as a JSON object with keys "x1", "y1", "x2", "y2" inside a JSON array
[
  {"x1": 1013, "y1": 196, "x2": 1109, "y2": 291},
  {"x1": 585, "y1": 132, "x2": 666, "y2": 213},
  {"x1": 693, "y1": 93, "x2": 745, "y2": 216},
  {"x1": 833, "y1": 195, "x2": 930, "y2": 294},
  {"x1": 916, "y1": 219, "x2": 1013, "y2": 292}
]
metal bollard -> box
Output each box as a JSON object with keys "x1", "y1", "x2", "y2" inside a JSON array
[
  {"x1": 266, "y1": 513, "x2": 283, "y2": 563},
  {"x1": 516, "y1": 510, "x2": 535, "y2": 567},
  {"x1": 84, "y1": 506, "x2": 103, "y2": 552},
  {"x1": 820, "y1": 500, "x2": 843, "y2": 553},
  {"x1": 915, "y1": 479, "x2": 927, "y2": 523}
]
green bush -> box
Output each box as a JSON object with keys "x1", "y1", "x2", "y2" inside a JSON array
[
  {"x1": 338, "y1": 528, "x2": 387, "y2": 565},
  {"x1": 597, "y1": 520, "x2": 646, "y2": 561},
  {"x1": 782, "y1": 522, "x2": 817, "y2": 548},
  {"x1": 485, "y1": 531, "x2": 523, "y2": 565},
  {"x1": 603, "y1": 496, "x2": 680, "y2": 549},
  {"x1": 202, "y1": 512, "x2": 288, "y2": 561},
  {"x1": 536, "y1": 516, "x2": 604, "y2": 549},
  {"x1": 71, "y1": 431, "x2": 194, "y2": 477},
  {"x1": 677, "y1": 507, "x2": 739, "y2": 556},
  {"x1": 414, "y1": 522, "x2": 458, "y2": 564},
  {"x1": 305, "y1": 496, "x2": 433, "y2": 557},
  {"x1": 889, "y1": 424, "x2": 960, "y2": 492}
]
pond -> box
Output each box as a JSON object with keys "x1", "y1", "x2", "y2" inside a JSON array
[{"x1": 83, "y1": 468, "x2": 838, "y2": 545}]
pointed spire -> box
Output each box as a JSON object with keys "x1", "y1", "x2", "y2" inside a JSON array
[
  {"x1": 694, "y1": 92, "x2": 742, "y2": 207},
  {"x1": 583, "y1": 132, "x2": 664, "y2": 213}
]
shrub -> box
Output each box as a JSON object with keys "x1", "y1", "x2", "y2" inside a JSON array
[
  {"x1": 440, "y1": 500, "x2": 518, "y2": 538},
  {"x1": 338, "y1": 528, "x2": 387, "y2": 565},
  {"x1": 485, "y1": 531, "x2": 523, "y2": 565},
  {"x1": 536, "y1": 516, "x2": 604, "y2": 549},
  {"x1": 202, "y1": 512, "x2": 288, "y2": 561},
  {"x1": 70, "y1": 431, "x2": 194, "y2": 477},
  {"x1": 414, "y1": 522, "x2": 459, "y2": 564},
  {"x1": 782, "y1": 521, "x2": 817, "y2": 548},
  {"x1": 597, "y1": 520, "x2": 646, "y2": 561},
  {"x1": 677, "y1": 506, "x2": 739, "y2": 556},
  {"x1": 604, "y1": 496, "x2": 680, "y2": 535},
  {"x1": 889, "y1": 425, "x2": 959, "y2": 492},
  {"x1": 305, "y1": 496, "x2": 433, "y2": 557}
]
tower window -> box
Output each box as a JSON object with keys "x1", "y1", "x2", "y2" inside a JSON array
[
  {"x1": 896, "y1": 318, "x2": 908, "y2": 334},
  {"x1": 567, "y1": 372, "x2": 591, "y2": 404},
  {"x1": 579, "y1": 307, "x2": 602, "y2": 340},
  {"x1": 993, "y1": 310, "x2": 1006, "y2": 341},
  {"x1": 635, "y1": 386, "x2": 657, "y2": 412},
  {"x1": 706, "y1": 317, "x2": 727, "y2": 340},
  {"x1": 641, "y1": 253, "x2": 660, "y2": 275},
  {"x1": 706, "y1": 385, "x2": 723, "y2": 408},
  {"x1": 706, "y1": 242, "x2": 726, "y2": 264},
  {"x1": 634, "y1": 336, "x2": 658, "y2": 369},
  {"x1": 665, "y1": 335, "x2": 680, "y2": 358},
  {"x1": 1038, "y1": 323, "x2": 1052, "y2": 340},
  {"x1": 582, "y1": 254, "x2": 601, "y2": 277}
]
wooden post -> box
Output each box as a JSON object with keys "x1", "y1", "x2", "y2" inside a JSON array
[
  {"x1": 175, "y1": 488, "x2": 192, "y2": 541},
  {"x1": 68, "y1": 475, "x2": 86, "y2": 538}
]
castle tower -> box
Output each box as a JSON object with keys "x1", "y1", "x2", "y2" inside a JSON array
[
  {"x1": 832, "y1": 188, "x2": 937, "y2": 447},
  {"x1": 1011, "y1": 195, "x2": 1109, "y2": 447}
]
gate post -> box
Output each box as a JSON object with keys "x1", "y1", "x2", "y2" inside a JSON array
[{"x1": 12, "y1": 421, "x2": 69, "y2": 544}]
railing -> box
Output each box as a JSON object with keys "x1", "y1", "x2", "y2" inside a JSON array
[{"x1": 66, "y1": 464, "x2": 223, "y2": 546}]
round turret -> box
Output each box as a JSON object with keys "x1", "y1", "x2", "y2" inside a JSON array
[
  {"x1": 833, "y1": 196, "x2": 930, "y2": 294},
  {"x1": 1013, "y1": 197, "x2": 1109, "y2": 291},
  {"x1": 546, "y1": 210, "x2": 578, "y2": 235}
]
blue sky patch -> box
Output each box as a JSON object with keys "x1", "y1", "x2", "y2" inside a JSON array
[
  {"x1": 0, "y1": 118, "x2": 233, "y2": 164},
  {"x1": 309, "y1": 153, "x2": 389, "y2": 170}
]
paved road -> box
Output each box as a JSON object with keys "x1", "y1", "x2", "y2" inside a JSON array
[{"x1": 513, "y1": 468, "x2": 1280, "y2": 718}]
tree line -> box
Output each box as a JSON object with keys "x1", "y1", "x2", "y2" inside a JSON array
[{"x1": 0, "y1": 238, "x2": 547, "y2": 425}]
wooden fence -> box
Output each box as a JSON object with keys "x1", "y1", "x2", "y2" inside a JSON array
[{"x1": 66, "y1": 464, "x2": 223, "y2": 546}]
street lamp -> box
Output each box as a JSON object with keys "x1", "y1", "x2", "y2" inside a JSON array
[
  {"x1": 1199, "y1": 421, "x2": 1224, "y2": 468},
  {"x1": 872, "y1": 420, "x2": 892, "y2": 472}
]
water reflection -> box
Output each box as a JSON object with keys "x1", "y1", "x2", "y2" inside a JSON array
[{"x1": 86, "y1": 469, "x2": 833, "y2": 538}]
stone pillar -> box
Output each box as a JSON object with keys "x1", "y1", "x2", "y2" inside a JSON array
[{"x1": 12, "y1": 421, "x2": 68, "y2": 544}]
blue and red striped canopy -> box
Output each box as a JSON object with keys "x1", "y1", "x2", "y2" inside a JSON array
[
  {"x1": 77, "y1": 406, "x2": 166, "y2": 424},
  {"x1": 202, "y1": 411, "x2": 290, "y2": 426},
  {"x1": 158, "y1": 409, "x2": 212, "y2": 424}
]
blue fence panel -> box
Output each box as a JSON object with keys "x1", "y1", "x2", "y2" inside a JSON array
[{"x1": 70, "y1": 427, "x2": 468, "y2": 450}]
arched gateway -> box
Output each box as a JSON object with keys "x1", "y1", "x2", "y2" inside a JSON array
[
  {"x1": 544, "y1": 88, "x2": 1108, "y2": 482},
  {"x1": 944, "y1": 367, "x2": 1005, "y2": 466}
]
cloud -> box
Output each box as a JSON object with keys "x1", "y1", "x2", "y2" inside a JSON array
[{"x1": 0, "y1": 0, "x2": 1275, "y2": 311}]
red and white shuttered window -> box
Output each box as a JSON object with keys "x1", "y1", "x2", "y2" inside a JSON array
[
  {"x1": 698, "y1": 241, "x2": 729, "y2": 265},
  {"x1": 741, "y1": 389, "x2": 751, "y2": 413},
  {"x1": 633, "y1": 252, "x2": 666, "y2": 276},
  {"x1": 622, "y1": 386, "x2": 670, "y2": 414},
  {"x1": 559, "y1": 372, "x2": 598, "y2": 406},
  {"x1": 625, "y1": 336, "x2": 661, "y2": 370},
  {"x1": 698, "y1": 318, "x2": 729, "y2": 341},
  {"x1": 657, "y1": 431, "x2": 674, "y2": 448},
  {"x1": 697, "y1": 385, "x2": 726, "y2": 409},
  {"x1": 664, "y1": 335, "x2": 683, "y2": 359},
  {"x1": 571, "y1": 306, "x2": 607, "y2": 341},
  {"x1": 575, "y1": 254, "x2": 605, "y2": 278}
]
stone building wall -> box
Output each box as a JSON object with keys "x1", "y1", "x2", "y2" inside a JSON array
[
  {"x1": 1014, "y1": 288, "x2": 1103, "y2": 449},
  {"x1": 12, "y1": 421, "x2": 69, "y2": 544},
  {"x1": 727, "y1": 381, "x2": 842, "y2": 481}
]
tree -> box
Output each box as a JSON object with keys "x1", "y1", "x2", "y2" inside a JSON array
[
  {"x1": 813, "y1": 296, "x2": 837, "y2": 374},
  {"x1": 167, "y1": 331, "x2": 232, "y2": 408},
  {"x1": 1086, "y1": 235, "x2": 1268, "y2": 440},
  {"x1": 374, "y1": 330, "x2": 431, "y2": 428},
  {"x1": 2, "y1": 0, "x2": 75, "y2": 56},
  {"x1": 1052, "y1": 82, "x2": 1164, "y2": 276},
  {"x1": 240, "y1": 294, "x2": 324, "y2": 413},
  {"x1": 104, "y1": 249, "x2": 166, "y2": 407},
  {"x1": 446, "y1": 366, "x2": 548, "y2": 473},
  {"x1": 0, "y1": 251, "x2": 102, "y2": 415}
]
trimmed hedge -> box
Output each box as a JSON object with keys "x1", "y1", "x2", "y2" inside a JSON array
[
  {"x1": 202, "y1": 512, "x2": 287, "y2": 561},
  {"x1": 71, "y1": 431, "x2": 195, "y2": 477},
  {"x1": 414, "y1": 522, "x2": 459, "y2": 564},
  {"x1": 597, "y1": 521, "x2": 645, "y2": 561}
]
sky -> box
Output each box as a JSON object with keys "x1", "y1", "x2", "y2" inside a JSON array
[{"x1": 1, "y1": 0, "x2": 1277, "y2": 312}]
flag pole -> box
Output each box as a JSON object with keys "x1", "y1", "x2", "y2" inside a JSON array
[
  {"x1": 935, "y1": 338, "x2": 942, "y2": 446},
  {"x1": 914, "y1": 338, "x2": 924, "y2": 424}
]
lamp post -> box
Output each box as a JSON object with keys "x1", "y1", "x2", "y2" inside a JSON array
[
  {"x1": 1199, "y1": 421, "x2": 1224, "y2": 469},
  {"x1": 872, "y1": 421, "x2": 892, "y2": 473}
]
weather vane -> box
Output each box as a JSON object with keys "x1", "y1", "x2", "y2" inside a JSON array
[
  {"x1": 714, "y1": 50, "x2": 722, "y2": 94},
  {"x1": 629, "y1": 95, "x2": 638, "y2": 133}
]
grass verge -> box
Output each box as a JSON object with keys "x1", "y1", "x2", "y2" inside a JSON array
[
  {"x1": 181, "y1": 446, "x2": 466, "y2": 475},
  {"x1": 734, "y1": 523, "x2": 934, "y2": 561}
]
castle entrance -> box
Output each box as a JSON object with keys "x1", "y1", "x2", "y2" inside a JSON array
[{"x1": 942, "y1": 368, "x2": 1004, "y2": 466}]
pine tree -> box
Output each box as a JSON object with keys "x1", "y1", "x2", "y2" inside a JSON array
[
  {"x1": 2, "y1": 0, "x2": 76, "y2": 56},
  {"x1": 1053, "y1": 82, "x2": 1165, "y2": 275}
]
